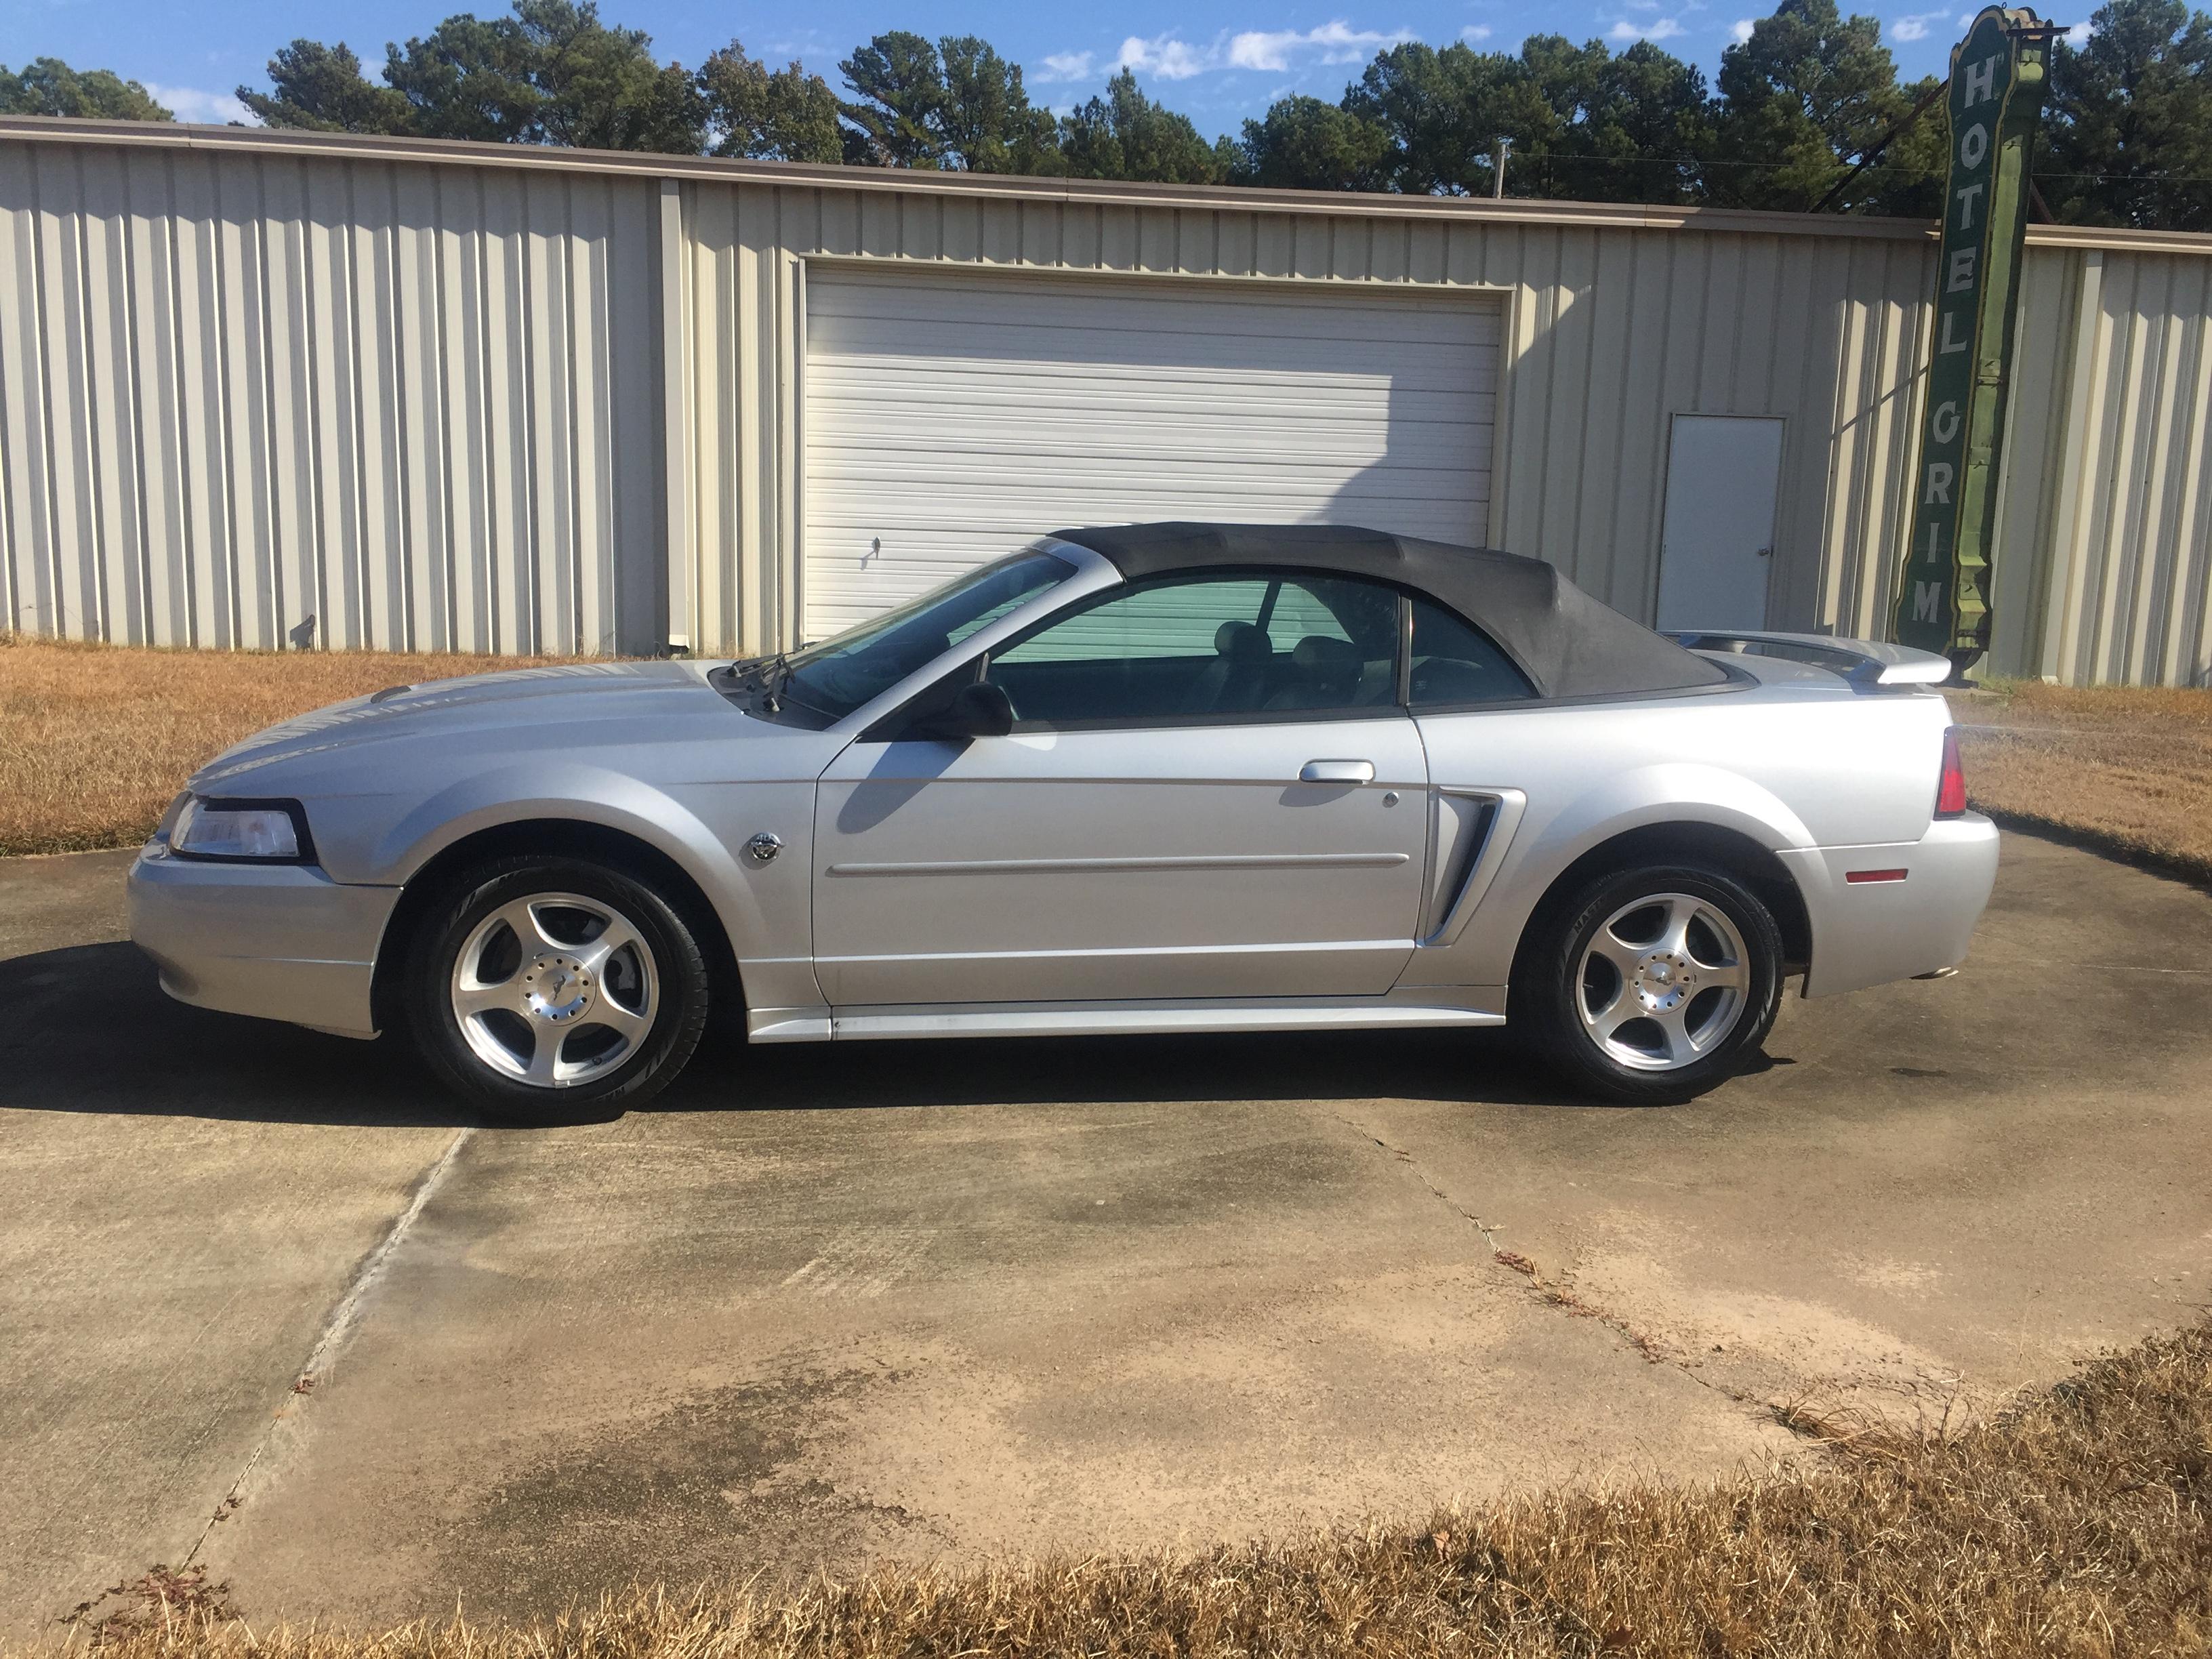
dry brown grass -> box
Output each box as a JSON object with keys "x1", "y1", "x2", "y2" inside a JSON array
[
  {"x1": 37, "y1": 1321, "x2": 2212, "y2": 1659},
  {"x1": 0, "y1": 636, "x2": 587, "y2": 857},
  {"x1": 4, "y1": 635, "x2": 2209, "y2": 882},
  {"x1": 1949, "y1": 679, "x2": 2212, "y2": 885}
]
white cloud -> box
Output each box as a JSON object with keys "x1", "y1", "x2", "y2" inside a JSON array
[
  {"x1": 1460, "y1": 22, "x2": 1494, "y2": 39},
  {"x1": 1086, "y1": 21, "x2": 1413, "y2": 83},
  {"x1": 1115, "y1": 33, "x2": 1215, "y2": 79},
  {"x1": 1037, "y1": 50, "x2": 1096, "y2": 81},
  {"x1": 764, "y1": 29, "x2": 830, "y2": 58},
  {"x1": 1225, "y1": 29, "x2": 1301, "y2": 69},
  {"x1": 1731, "y1": 17, "x2": 1757, "y2": 40},
  {"x1": 2065, "y1": 19, "x2": 2091, "y2": 43},
  {"x1": 1227, "y1": 20, "x2": 1413, "y2": 69},
  {"x1": 1889, "y1": 11, "x2": 1946, "y2": 41},
  {"x1": 146, "y1": 84, "x2": 251, "y2": 125},
  {"x1": 1609, "y1": 16, "x2": 1685, "y2": 39}
]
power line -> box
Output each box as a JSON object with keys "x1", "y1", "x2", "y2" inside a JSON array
[{"x1": 1425, "y1": 150, "x2": 2212, "y2": 185}]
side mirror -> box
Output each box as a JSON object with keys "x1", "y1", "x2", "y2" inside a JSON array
[{"x1": 906, "y1": 680, "x2": 1015, "y2": 741}]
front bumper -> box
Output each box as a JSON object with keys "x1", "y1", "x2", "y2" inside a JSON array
[
  {"x1": 127, "y1": 843, "x2": 401, "y2": 1038},
  {"x1": 1779, "y1": 813, "x2": 2001, "y2": 998}
]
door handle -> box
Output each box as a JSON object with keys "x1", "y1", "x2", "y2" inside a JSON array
[{"x1": 1299, "y1": 759, "x2": 1375, "y2": 783}]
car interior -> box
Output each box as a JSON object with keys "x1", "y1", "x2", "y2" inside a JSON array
[{"x1": 982, "y1": 573, "x2": 1534, "y2": 726}]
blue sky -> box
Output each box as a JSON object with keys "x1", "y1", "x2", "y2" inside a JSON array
[{"x1": 3, "y1": 0, "x2": 2004, "y2": 134}]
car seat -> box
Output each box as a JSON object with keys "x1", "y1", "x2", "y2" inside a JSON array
[
  {"x1": 1193, "y1": 619, "x2": 1275, "y2": 712},
  {"x1": 1265, "y1": 635, "x2": 1365, "y2": 711}
]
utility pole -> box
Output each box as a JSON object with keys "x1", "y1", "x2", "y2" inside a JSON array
[{"x1": 1492, "y1": 139, "x2": 1508, "y2": 199}]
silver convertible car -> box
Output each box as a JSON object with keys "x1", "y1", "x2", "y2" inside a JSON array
[{"x1": 129, "y1": 523, "x2": 1998, "y2": 1118}]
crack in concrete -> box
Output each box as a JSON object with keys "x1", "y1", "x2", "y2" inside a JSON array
[
  {"x1": 1327, "y1": 1108, "x2": 1774, "y2": 1419},
  {"x1": 182, "y1": 1127, "x2": 475, "y2": 1564},
  {"x1": 1330, "y1": 1109, "x2": 1508, "y2": 1248}
]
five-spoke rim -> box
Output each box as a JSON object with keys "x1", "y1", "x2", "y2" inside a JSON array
[
  {"x1": 450, "y1": 892, "x2": 657, "y2": 1088},
  {"x1": 1576, "y1": 892, "x2": 1750, "y2": 1072}
]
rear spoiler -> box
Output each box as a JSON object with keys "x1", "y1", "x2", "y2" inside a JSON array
[{"x1": 1668, "y1": 630, "x2": 1954, "y2": 690}]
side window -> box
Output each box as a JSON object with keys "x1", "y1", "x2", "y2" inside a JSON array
[
  {"x1": 1408, "y1": 598, "x2": 1536, "y2": 705},
  {"x1": 994, "y1": 579, "x2": 1267, "y2": 664},
  {"x1": 987, "y1": 573, "x2": 1401, "y2": 726},
  {"x1": 1262, "y1": 581, "x2": 1350, "y2": 651}
]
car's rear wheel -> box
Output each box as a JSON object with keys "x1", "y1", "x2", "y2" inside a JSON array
[
  {"x1": 406, "y1": 857, "x2": 709, "y2": 1120},
  {"x1": 1517, "y1": 863, "x2": 1783, "y2": 1105}
]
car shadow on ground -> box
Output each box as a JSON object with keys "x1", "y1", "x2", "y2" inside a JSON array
[
  {"x1": 1, "y1": 942, "x2": 471, "y2": 1128},
  {"x1": 1, "y1": 941, "x2": 1767, "y2": 1126}
]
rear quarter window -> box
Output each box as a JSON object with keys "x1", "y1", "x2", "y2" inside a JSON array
[{"x1": 1408, "y1": 598, "x2": 1536, "y2": 704}]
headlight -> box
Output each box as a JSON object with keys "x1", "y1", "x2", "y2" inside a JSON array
[{"x1": 170, "y1": 797, "x2": 312, "y2": 863}]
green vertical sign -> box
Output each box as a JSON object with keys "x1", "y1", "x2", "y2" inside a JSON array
[{"x1": 1893, "y1": 6, "x2": 2053, "y2": 668}]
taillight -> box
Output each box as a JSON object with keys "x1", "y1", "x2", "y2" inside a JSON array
[{"x1": 1935, "y1": 728, "x2": 1968, "y2": 819}]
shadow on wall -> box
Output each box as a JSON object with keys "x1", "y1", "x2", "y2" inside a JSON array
[
  {"x1": 1309, "y1": 354, "x2": 1491, "y2": 561},
  {"x1": 1306, "y1": 295, "x2": 1666, "y2": 626}
]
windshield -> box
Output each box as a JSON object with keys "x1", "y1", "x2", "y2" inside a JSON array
[{"x1": 774, "y1": 550, "x2": 1076, "y2": 720}]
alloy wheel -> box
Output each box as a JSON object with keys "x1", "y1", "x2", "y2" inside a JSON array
[
  {"x1": 1576, "y1": 891, "x2": 1750, "y2": 1071},
  {"x1": 449, "y1": 891, "x2": 659, "y2": 1088}
]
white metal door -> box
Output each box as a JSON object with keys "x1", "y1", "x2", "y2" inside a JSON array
[
  {"x1": 802, "y1": 268, "x2": 1500, "y2": 640},
  {"x1": 1654, "y1": 416, "x2": 1785, "y2": 633},
  {"x1": 811, "y1": 720, "x2": 1431, "y2": 1007}
]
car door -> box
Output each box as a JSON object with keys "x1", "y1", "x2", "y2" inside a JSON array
[{"x1": 811, "y1": 571, "x2": 1431, "y2": 1008}]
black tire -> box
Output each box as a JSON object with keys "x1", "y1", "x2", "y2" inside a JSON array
[
  {"x1": 405, "y1": 856, "x2": 710, "y2": 1122},
  {"x1": 1514, "y1": 863, "x2": 1784, "y2": 1106}
]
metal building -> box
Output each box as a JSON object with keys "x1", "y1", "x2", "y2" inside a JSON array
[{"x1": 2, "y1": 117, "x2": 2207, "y2": 685}]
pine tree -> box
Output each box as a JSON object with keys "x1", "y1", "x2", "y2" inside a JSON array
[
  {"x1": 1705, "y1": 0, "x2": 1923, "y2": 210},
  {"x1": 237, "y1": 41, "x2": 414, "y2": 134},
  {"x1": 1058, "y1": 70, "x2": 1227, "y2": 184},
  {"x1": 2041, "y1": 0, "x2": 2212, "y2": 228},
  {"x1": 698, "y1": 44, "x2": 842, "y2": 164},
  {"x1": 838, "y1": 32, "x2": 949, "y2": 167},
  {"x1": 1233, "y1": 95, "x2": 1391, "y2": 189},
  {"x1": 0, "y1": 58, "x2": 172, "y2": 121}
]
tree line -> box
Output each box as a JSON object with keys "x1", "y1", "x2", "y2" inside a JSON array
[{"x1": 4, "y1": 0, "x2": 2209, "y2": 229}]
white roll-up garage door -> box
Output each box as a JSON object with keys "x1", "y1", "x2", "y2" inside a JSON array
[{"x1": 800, "y1": 268, "x2": 1500, "y2": 640}]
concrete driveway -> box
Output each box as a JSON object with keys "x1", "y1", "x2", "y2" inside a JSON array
[{"x1": 3, "y1": 832, "x2": 2207, "y2": 1634}]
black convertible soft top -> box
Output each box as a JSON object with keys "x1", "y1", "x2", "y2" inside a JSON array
[{"x1": 1048, "y1": 522, "x2": 1730, "y2": 701}]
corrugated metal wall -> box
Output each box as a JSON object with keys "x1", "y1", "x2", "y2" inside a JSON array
[
  {"x1": 678, "y1": 178, "x2": 1950, "y2": 660},
  {"x1": 0, "y1": 138, "x2": 666, "y2": 654},
  {"x1": 3, "y1": 123, "x2": 2207, "y2": 684},
  {"x1": 674, "y1": 180, "x2": 802, "y2": 659},
  {"x1": 2001, "y1": 245, "x2": 2212, "y2": 686}
]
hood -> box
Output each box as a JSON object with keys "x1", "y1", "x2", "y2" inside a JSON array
[{"x1": 190, "y1": 660, "x2": 752, "y2": 791}]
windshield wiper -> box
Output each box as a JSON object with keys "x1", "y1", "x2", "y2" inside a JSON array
[{"x1": 730, "y1": 651, "x2": 794, "y2": 714}]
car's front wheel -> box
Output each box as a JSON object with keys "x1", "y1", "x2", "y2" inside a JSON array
[
  {"x1": 406, "y1": 857, "x2": 710, "y2": 1120},
  {"x1": 1517, "y1": 863, "x2": 1783, "y2": 1105}
]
